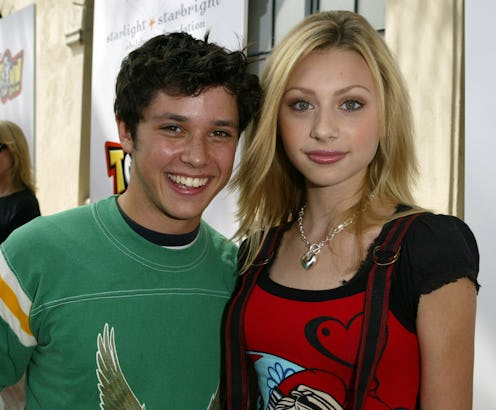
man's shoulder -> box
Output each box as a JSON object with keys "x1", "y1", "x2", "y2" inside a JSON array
[
  {"x1": 18, "y1": 202, "x2": 91, "y2": 232},
  {"x1": 5, "y1": 197, "x2": 115, "y2": 245},
  {"x1": 200, "y1": 220, "x2": 237, "y2": 250},
  {"x1": 200, "y1": 220, "x2": 238, "y2": 269}
]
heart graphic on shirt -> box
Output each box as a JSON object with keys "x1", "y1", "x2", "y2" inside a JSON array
[{"x1": 304, "y1": 313, "x2": 364, "y2": 368}]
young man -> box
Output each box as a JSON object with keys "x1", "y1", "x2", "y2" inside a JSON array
[{"x1": 0, "y1": 32, "x2": 261, "y2": 409}]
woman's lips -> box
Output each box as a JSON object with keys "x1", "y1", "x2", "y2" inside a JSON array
[{"x1": 306, "y1": 150, "x2": 346, "y2": 164}]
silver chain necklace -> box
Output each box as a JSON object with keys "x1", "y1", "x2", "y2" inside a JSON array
[{"x1": 297, "y1": 205, "x2": 354, "y2": 270}]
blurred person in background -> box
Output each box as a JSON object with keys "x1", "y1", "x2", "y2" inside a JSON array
[{"x1": 0, "y1": 120, "x2": 40, "y2": 243}]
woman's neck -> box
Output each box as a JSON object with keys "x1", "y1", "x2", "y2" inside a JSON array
[{"x1": 304, "y1": 187, "x2": 362, "y2": 223}]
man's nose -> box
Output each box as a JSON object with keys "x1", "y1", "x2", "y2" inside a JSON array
[{"x1": 180, "y1": 135, "x2": 209, "y2": 167}]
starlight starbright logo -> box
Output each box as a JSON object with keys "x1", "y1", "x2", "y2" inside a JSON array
[{"x1": 0, "y1": 49, "x2": 24, "y2": 104}]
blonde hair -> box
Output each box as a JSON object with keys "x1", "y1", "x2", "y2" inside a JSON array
[
  {"x1": 232, "y1": 11, "x2": 419, "y2": 270},
  {"x1": 0, "y1": 120, "x2": 36, "y2": 192}
]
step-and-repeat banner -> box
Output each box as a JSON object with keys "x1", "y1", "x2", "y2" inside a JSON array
[
  {"x1": 0, "y1": 4, "x2": 35, "y2": 165},
  {"x1": 90, "y1": 0, "x2": 247, "y2": 238}
]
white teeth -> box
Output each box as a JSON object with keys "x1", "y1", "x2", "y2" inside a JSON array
[{"x1": 168, "y1": 174, "x2": 208, "y2": 188}]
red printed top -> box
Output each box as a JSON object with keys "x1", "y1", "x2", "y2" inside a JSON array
[{"x1": 226, "y1": 213, "x2": 479, "y2": 410}]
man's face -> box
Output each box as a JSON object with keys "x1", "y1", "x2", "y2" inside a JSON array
[{"x1": 117, "y1": 86, "x2": 239, "y2": 234}]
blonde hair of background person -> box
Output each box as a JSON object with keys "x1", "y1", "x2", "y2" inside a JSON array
[
  {"x1": 0, "y1": 120, "x2": 36, "y2": 194},
  {"x1": 233, "y1": 11, "x2": 419, "y2": 271},
  {"x1": 225, "y1": 10, "x2": 479, "y2": 410}
]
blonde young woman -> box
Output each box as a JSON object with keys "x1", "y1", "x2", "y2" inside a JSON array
[
  {"x1": 224, "y1": 11, "x2": 479, "y2": 410},
  {"x1": 0, "y1": 120, "x2": 40, "y2": 243}
]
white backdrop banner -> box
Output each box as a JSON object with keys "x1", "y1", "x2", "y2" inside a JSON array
[
  {"x1": 466, "y1": 1, "x2": 496, "y2": 407},
  {"x1": 0, "y1": 4, "x2": 35, "y2": 165},
  {"x1": 90, "y1": 0, "x2": 248, "y2": 238}
]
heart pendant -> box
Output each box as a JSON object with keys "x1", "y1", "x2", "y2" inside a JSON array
[{"x1": 301, "y1": 251, "x2": 318, "y2": 270}]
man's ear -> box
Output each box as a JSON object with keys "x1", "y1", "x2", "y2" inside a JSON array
[{"x1": 116, "y1": 117, "x2": 133, "y2": 153}]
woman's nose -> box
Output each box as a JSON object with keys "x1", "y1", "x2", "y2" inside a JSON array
[{"x1": 309, "y1": 110, "x2": 338, "y2": 141}]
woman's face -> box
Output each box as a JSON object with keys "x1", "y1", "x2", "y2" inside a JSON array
[{"x1": 278, "y1": 48, "x2": 380, "y2": 194}]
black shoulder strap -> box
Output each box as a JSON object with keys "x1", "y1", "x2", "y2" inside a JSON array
[
  {"x1": 225, "y1": 225, "x2": 286, "y2": 410},
  {"x1": 352, "y1": 213, "x2": 423, "y2": 410}
]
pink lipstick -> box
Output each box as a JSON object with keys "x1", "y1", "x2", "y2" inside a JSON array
[{"x1": 306, "y1": 150, "x2": 346, "y2": 164}]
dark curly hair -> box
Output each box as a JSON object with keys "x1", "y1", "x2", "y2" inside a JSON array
[{"x1": 114, "y1": 32, "x2": 261, "y2": 139}]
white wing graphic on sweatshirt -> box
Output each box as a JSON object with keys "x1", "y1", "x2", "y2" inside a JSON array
[
  {"x1": 96, "y1": 323, "x2": 146, "y2": 410},
  {"x1": 95, "y1": 323, "x2": 221, "y2": 409}
]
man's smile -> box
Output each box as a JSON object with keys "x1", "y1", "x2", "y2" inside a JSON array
[{"x1": 167, "y1": 173, "x2": 209, "y2": 188}]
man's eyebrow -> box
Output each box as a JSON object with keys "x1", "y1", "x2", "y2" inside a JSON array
[
  {"x1": 152, "y1": 113, "x2": 238, "y2": 128},
  {"x1": 152, "y1": 113, "x2": 188, "y2": 122},
  {"x1": 213, "y1": 119, "x2": 238, "y2": 128}
]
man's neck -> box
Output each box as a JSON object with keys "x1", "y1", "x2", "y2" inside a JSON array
[{"x1": 115, "y1": 197, "x2": 200, "y2": 246}]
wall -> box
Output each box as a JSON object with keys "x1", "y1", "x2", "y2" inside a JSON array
[
  {"x1": 388, "y1": 0, "x2": 493, "y2": 406},
  {"x1": 386, "y1": 0, "x2": 463, "y2": 215},
  {"x1": 465, "y1": 1, "x2": 496, "y2": 407}
]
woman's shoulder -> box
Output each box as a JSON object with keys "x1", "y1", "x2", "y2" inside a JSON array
[
  {"x1": 394, "y1": 211, "x2": 480, "y2": 293},
  {"x1": 383, "y1": 211, "x2": 479, "y2": 330},
  {"x1": 15, "y1": 187, "x2": 39, "y2": 206},
  {"x1": 403, "y1": 212, "x2": 478, "y2": 253},
  {"x1": 380, "y1": 206, "x2": 477, "y2": 251}
]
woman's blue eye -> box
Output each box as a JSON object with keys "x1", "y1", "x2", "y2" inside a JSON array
[
  {"x1": 292, "y1": 100, "x2": 313, "y2": 111},
  {"x1": 341, "y1": 99, "x2": 363, "y2": 111}
]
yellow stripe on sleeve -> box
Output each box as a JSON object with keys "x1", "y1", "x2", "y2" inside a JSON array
[
  {"x1": 0, "y1": 254, "x2": 36, "y2": 347},
  {"x1": 0, "y1": 276, "x2": 33, "y2": 336}
]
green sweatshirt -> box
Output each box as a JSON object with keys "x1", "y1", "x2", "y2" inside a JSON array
[{"x1": 0, "y1": 196, "x2": 237, "y2": 409}]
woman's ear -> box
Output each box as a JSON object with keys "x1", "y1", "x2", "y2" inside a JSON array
[{"x1": 116, "y1": 117, "x2": 133, "y2": 154}]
